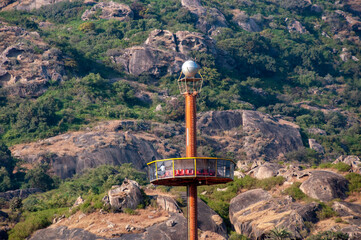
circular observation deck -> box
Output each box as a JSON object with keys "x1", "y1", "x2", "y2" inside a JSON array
[{"x1": 147, "y1": 157, "x2": 235, "y2": 186}]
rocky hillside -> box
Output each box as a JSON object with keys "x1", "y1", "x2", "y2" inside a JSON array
[
  {"x1": 0, "y1": 0, "x2": 361, "y2": 239},
  {"x1": 0, "y1": 22, "x2": 64, "y2": 97},
  {"x1": 11, "y1": 110, "x2": 303, "y2": 178}
]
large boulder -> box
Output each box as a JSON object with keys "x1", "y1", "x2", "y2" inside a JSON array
[
  {"x1": 300, "y1": 171, "x2": 349, "y2": 202},
  {"x1": 308, "y1": 139, "x2": 325, "y2": 154},
  {"x1": 156, "y1": 195, "x2": 181, "y2": 213},
  {"x1": 111, "y1": 45, "x2": 185, "y2": 77},
  {"x1": 175, "y1": 31, "x2": 216, "y2": 55},
  {"x1": 11, "y1": 121, "x2": 164, "y2": 178},
  {"x1": 250, "y1": 163, "x2": 281, "y2": 179},
  {"x1": 242, "y1": 110, "x2": 304, "y2": 161},
  {"x1": 107, "y1": 179, "x2": 143, "y2": 211},
  {"x1": 28, "y1": 226, "x2": 105, "y2": 240},
  {"x1": 1, "y1": 0, "x2": 66, "y2": 11},
  {"x1": 229, "y1": 189, "x2": 318, "y2": 239},
  {"x1": 81, "y1": 1, "x2": 133, "y2": 21},
  {"x1": 109, "y1": 29, "x2": 216, "y2": 77},
  {"x1": 232, "y1": 10, "x2": 262, "y2": 32},
  {"x1": 181, "y1": 0, "x2": 228, "y2": 35},
  {"x1": 333, "y1": 155, "x2": 361, "y2": 173},
  {"x1": 144, "y1": 29, "x2": 177, "y2": 51},
  {"x1": 333, "y1": 201, "x2": 361, "y2": 226},
  {"x1": 0, "y1": 24, "x2": 64, "y2": 97},
  {"x1": 0, "y1": 188, "x2": 41, "y2": 201},
  {"x1": 198, "y1": 110, "x2": 243, "y2": 136},
  {"x1": 197, "y1": 198, "x2": 227, "y2": 239},
  {"x1": 30, "y1": 210, "x2": 224, "y2": 240}
]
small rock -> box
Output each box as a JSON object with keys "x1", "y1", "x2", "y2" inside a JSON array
[
  {"x1": 217, "y1": 187, "x2": 228, "y2": 192},
  {"x1": 309, "y1": 139, "x2": 325, "y2": 154},
  {"x1": 78, "y1": 213, "x2": 86, "y2": 220},
  {"x1": 166, "y1": 220, "x2": 176, "y2": 227}
]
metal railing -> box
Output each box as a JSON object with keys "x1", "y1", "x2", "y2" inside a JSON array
[{"x1": 147, "y1": 157, "x2": 235, "y2": 182}]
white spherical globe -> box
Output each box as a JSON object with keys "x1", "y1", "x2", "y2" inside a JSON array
[{"x1": 182, "y1": 60, "x2": 199, "y2": 78}]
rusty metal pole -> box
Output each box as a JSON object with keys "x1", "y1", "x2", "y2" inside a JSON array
[{"x1": 185, "y1": 92, "x2": 198, "y2": 240}]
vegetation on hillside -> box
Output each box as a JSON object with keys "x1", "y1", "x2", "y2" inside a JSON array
[{"x1": 0, "y1": 0, "x2": 360, "y2": 161}]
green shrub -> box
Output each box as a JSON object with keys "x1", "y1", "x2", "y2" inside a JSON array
[
  {"x1": 332, "y1": 162, "x2": 351, "y2": 172},
  {"x1": 283, "y1": 182, "x2": 308, "y2": 201},
  {"x1": 123, "y1": 208, "x2": 137, "y2": 215},
  {"x1": 345, "y1": 173, "x2": 361, "y2": 193},
  {"x1": 319, "y1": 162, "x2": 351, "y2": 172},
  {"x1": 307, "y1": 231, "x2": 349, "y2": 240},
  {"x1": 229, "y1": 232, "x2": 250, "y2": 240},
  {"x1": 8, "y1": 208, "x2": 67, "y2": 240},
  {"x1": 317, "y1": 203, "x2": 337, "y2": 220},
  {"x1": 78, "y1": 22, "x2": 95, "y2": 33},
  {"x1": 319, "y1": 163, "x2": 333, "y2": 169},
  {"x1": 267, "y1": 227, "x2": 293, "y2": 240}
]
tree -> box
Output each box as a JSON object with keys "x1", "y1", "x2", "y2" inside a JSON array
[
  {"x1": 78, "y1": 22, "x2": 95, "y2": 33},
  {"x1": 0, "y1": 167, "x2": 12, "y2": 192},
  {"x1": 24, "y1": 164, "x2": 55, "y2": 191}
]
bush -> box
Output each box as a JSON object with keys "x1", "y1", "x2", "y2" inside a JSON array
[
  {"x1": 307, "y1": 231, "x2": 348, "y2": 240},
  {"x1": 345, "y1": 173, "x2": 361, "y2": 193},
  {"x1": 332, "y1": 162, "x2": 351, "y2": 172},
  {"x1": 8, "y1": 208, "x2": 67, "y2": 240},
  {"x1": 316, "y1": 203, "x2": 337, "y2": 220},
  {"x1": 283, "y1": 182, "x2": 308, "y2": 201},
  {"x1": 123, "y1": 208, "x2": 137, "y2": 215},
  {"x1": 229, "y1": 232, "x2": 250, "y2": 240},
  {"x1": 23, "y1": 163, "x2": 55, "y2": 191},
  {"x1": 78, "y1": 22, "x2": 95, "y2": 33},
  {"x1": 285, "y1": 148, "x2": 321, "y2": 165}
]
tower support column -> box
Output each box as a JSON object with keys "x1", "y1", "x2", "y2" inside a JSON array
[{"x1": 185, "y1": 92, "x2": 198, "y2": 240}]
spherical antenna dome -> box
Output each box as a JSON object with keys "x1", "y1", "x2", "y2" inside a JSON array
[{"x1": 182, "y1": 60, "x2": 199, "y2": 78}]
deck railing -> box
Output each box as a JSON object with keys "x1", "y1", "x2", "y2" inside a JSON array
[{"x1": 147, "y1": 157, "x2": 235, "y2": 182}]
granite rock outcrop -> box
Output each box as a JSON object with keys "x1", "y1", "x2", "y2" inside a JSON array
[
  {"x1": 107, "y1": 179, "x2": 143, "y2": 212},
  {"x1": 109, "y1": 29, "x2": 216, "y2": 77},
  {"x1": 0, "y1": 23, "x2": 64, "y2": 97},
  {"x1": 11, "y1": 110, "x2": 305, "y2": 178},
  {"x1": 300, "y1": 170, "x2": 349, "y2": 201},
  {"x1": 181, "y1": 0, "x2": 228, "y2": 35},
  {"x1": 229, "y1": 189, "x2": 319, "y2": 239},
  {"x1": 81, "y1": 1, "x2": 133, "y2": 21}
]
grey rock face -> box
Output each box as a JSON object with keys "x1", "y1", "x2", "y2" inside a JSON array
[
  {"x1": 112, "y1": 45, "x2": 184, "y2": 77},
  {"x1": 197, "y1": 198, "x2": 227, "y2": 238},
  {"x1": 232, "y1": 10, "x2": 262, "y2": 32},
  {"x1": 0, "y1": 25, "x2": 64, "y2": 97},
  {"x1": 0, "y1": 188, "x2": 41, "y2": 201},
  {"x1": 250, "y1": 163, "x2": 281, "y2": 179},
  {"x1": 81, "y1": 1, "x2": 133, "y2": 21},
  {"x1": 333, "y1": 201, "x2": 361, "y2": 226},
  {"x1": 156, "y1": 195, "x2": 181, "y2": 213},
  {"x1": 242, "y1": 110, "x2": 304, "y2": 161},
  {"x1": 309, "y1": 139, "x2": 325, "y2": 154},
  {"x1": 287, "y1": 20, "x2": 309, "y2": 34},
  {"x1": 11, "y1": 110, "x2": 304, "y2": 178},
  {"x1": 28, "y1": 226, "x2": 105, "y2": 240},
  {"x1": 175, "y1": 31, "x2": 216, "y2": 55},
  {"x1": 300, "y1": 171, "x2": 349, "y2": 201},
  {"x1": 12, "y1": 128, "x2": 163, "y2": 179},
  {"x1": 1, "y1": 0, "x2": 66, "y2": 11},
  {"x1": 108, "y1": 179, "x2": 143, "y2": 211},
  {"x1": 229, "y1": 189, "x2": 318, "y2": 239},
  {"x1": 110, "y1": 29, "x2": 216, "y2": 77},
  {"x1": 333, "y1": 155, "x2": 361, "y2": 173},
  {"x1": 198, "y1": 110, "x2": 243, "y2": 136},
  {"x1": 181, "y1": 0, "x2": 228, "y2": 35}
]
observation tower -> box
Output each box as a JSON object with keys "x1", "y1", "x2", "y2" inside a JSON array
[{"x1": 147, "y1": 60, "x2": 235, "y2": 240}]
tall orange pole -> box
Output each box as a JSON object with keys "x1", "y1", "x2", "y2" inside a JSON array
[{"x1": 185, "y1": 92, "x2": 197, "y2": 240}]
